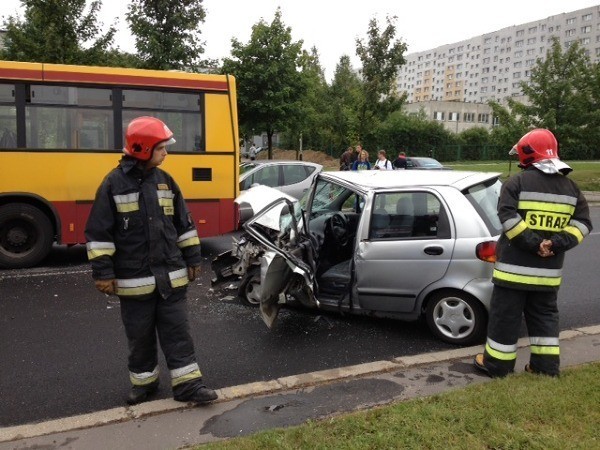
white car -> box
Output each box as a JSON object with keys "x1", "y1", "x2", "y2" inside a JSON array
[
  {"x1": 239, "y1": 160, "x2": 322, "y2": 199},
  {"x1": 215, "y1": 170, "x2": 502, "y2": 345}
]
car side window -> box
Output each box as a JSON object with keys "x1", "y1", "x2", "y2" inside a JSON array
[
  {"x1": 282, "y1": 165, "x2": 307, "y2": 186},
  {"x1": 369, "y1": 191, "x2": 450, "y2": 240},
  {"x1": 253, "y1": 165, "x2": 280, "y2": 188}
]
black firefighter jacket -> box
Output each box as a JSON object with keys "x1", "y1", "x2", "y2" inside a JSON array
[
  {"x1": 85, "y1": 156, "x2": 202, "y2": 299},
  {"x1": 493, "y1": 166, "x2": 592, "y2": 292}
]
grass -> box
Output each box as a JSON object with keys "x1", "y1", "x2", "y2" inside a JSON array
[
  {"x1": 445, "y1": 160, "x2": 600, "y2": 191},
  {"x1": 200, "y1": 362, "x2": 600, "y2": 450},
  {"x1": 263, "y1": 150, "x2": 600, "y2": 191}
]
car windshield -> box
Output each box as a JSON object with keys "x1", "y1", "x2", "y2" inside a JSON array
[
  {"x1": 240, "y1": 162, "x2": 257, "y2": 175},
  {"x1": 311, "y1": 179, "x2": 359, "y2": 216},
  {"x1": 463, "y1": 178, "x2": 502, "y2": 235},
  {"x1": 415, "y1": 158, "x2": 442, "y2": 167}
]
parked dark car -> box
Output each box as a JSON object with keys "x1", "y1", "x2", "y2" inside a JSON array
[{"x1": 405, "y1": 157, "x2": 449, "y2": 170}]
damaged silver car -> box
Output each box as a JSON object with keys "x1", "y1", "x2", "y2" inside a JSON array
[{"x1": 213, "y1": 171, "x2": 502, "y2": 345}]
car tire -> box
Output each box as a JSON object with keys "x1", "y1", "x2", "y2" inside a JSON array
[
  {"x1": 425, "y1": 290, "x2": 487, "y2": 346},
  {"x1": 238, "y1": 267, "x2": 261, "y2": 306},
  {"x1": 0, "y1": 203, "x2": 54, "y2": 269}
]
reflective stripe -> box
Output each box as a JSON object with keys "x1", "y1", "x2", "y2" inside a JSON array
[
  {"x1": 505, "y1": 219, "x2": 528, "y2": 239},
  {"x1": 485, "y1": 342, "x2": 517, "y2": 361},
  {"x1": 156, "y1": 190, "x2": 174, "y2": 199},
  {"x1": 169, "y1": 268, "x2": 189, "y2": 288},
  {"x1": 113, "y1": 193, "x2": 140, "y2": 213},
  {"x1": 531, "y1": 345, "x2": 560, "y2": 356},
  {"x1": 157, "y1": 190, "x2": 174, "y2": 207},
  {"x1": 487, "y1": 337, "x2": 518, "y2": 353},
  {"x1": 530, "y1": 336, "x2": 560, "y2": 346},
  {"x1": 177, "y1": 230, "x2": 200, "y2": 249},
  {"x1": 502, "y1": 216, "x2": 522, "y2": 232},
  {"x1": 564, "y1": 225, "x2": 584, "y2": 243},
  {"x1": 171, "y1": 363, "x2": 202, "y2": 387},
  {"x1": 570, "y1": 219, "x2": 590, "y2": 237},
  {"x1": 494, "y1": 262, "x2": 562, "y2": 278},
  {"x1": 493, "y1": 269, "x2": 562, "y2": 287},
  {"x1": 525, "y1": 211, "x2": 570, "y2": 232},
  {"x1": 519, "y1": 191, "x2": 578, "y2": 206},
  {"x1": 86, "y1": 241, "x2": 116, "y2": 259},
  {"x1": 158, "y1": 197, "x2": 174, "y2": 207},
  {"x1": 130, "y1": 366, "x2": 159, "y2": 386},
  {"x1": 517, "y1": 200, "x2": 575, "y2": 215},
  {"x1": 116, "y1": 276, "x2": 156, "y2": 296}
]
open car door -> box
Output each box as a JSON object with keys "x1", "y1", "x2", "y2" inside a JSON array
[{"x1": 243, "y1": 197, "x2": 318, "y2": 328}]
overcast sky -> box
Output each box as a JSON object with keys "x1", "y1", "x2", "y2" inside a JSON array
[{"x1": 1, "y1": 0, "x2": 599, "y2": 80}]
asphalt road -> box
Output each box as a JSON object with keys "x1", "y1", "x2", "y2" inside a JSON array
[{"x1": 1, "y1": 207, "x2": 598, "y2": 427}]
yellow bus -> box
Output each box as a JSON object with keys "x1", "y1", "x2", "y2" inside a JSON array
[{"x1": 0, "y1": 61, "x2": 240, "y2": 269}]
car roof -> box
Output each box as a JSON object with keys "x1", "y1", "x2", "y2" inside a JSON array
[
  {"x1": 242, "y1": 159, "x2": 323, "y2": 167},
  {"x1": 321, "y1": 170, "x2": 500, "y2": 191}
]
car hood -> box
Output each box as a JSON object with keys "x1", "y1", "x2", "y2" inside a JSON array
[{"x1": 236, "y1": 185, "x2": 299, "y2": 231}]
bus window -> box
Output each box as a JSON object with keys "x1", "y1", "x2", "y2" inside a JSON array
[
  {"x1": 0, "y1": 84, "x2": 16, "y2": 149},
  {"x1": 122, "y1": 110, "x2": 203, "y2": 153}
]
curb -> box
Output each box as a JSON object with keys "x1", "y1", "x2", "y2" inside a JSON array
[{"x1": 2, "y1": 325, "x2": 599, "y2": 443}]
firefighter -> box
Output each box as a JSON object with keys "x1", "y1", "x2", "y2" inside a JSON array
[
  {"x1": 85, "y1": 116, "x2": 217, "y2": 405},
  {"x1": 474, "y1": 129, "x2": 592, "y2": 378}
]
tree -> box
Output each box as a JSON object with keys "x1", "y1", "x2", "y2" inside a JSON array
[
  {"x1": 495, "y1": 38, "x2": 596, "y2": 159},
  {"x1": 327, "y1": 55, "x2": 363, "y2": 154},
  {"x1": 222, "y1": 9, "x2": 305, "y2": 159},
  {"x1": 126, "y1": 0, "x2": 206, "y2": 71},
  {"x1": 1, "y1": 0, "x2": 117, "y2": 65},
  {"x1": 355, "y1": 16, "x2": 407, "y2": 143}
]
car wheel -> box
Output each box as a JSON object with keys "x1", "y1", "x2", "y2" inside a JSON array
[
  {"x1": 0, "y1": 203, "x2": 54, "y2": 269},
  {"x1": 238, "y1": 267, "x2": 261, "y2": 306},
  {"x1": 425, "y1": 290, "x2": 486, "y2": 346}
]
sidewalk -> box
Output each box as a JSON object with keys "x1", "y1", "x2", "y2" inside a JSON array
[{"x1": 1, "y1": 325, "x2": 599, "y2": 449}]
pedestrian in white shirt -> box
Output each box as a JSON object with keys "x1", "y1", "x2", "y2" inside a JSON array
[{"x1": 374, "y1": 150, "x2": 393, "y2": 170}]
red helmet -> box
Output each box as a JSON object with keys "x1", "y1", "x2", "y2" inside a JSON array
[
  {"x1": 123, "y1": 116, "x2": 175, "y2": 161},
  {"x1": 509, "y1": 129, "x2": 558, "y2": 167}
]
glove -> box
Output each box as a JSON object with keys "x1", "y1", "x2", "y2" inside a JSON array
[
  {"x1": 188, "y1": 266, "x2": 201, "y2": 282},
  {"x1": 95, "y1": 279, "x2": 117, "y2": 295}
]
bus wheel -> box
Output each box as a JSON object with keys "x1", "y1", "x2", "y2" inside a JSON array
[{"x1": 0, "y1": 203, "x2": 53, "y2": 269}]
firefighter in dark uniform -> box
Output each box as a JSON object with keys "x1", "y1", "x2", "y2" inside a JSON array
[
  {"x1": 474, "y1": 129, "x2": 592, "y2": 377},
  {"x1": 85, "y1": 116, "x2": 217, "y2": 405}
]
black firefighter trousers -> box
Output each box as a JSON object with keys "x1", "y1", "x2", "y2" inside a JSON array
[
  {"x1": 119, "y1": 288, "x2": 204, "y2": 399},
  {"x1": 483, "y1": 285, "x2": 560, "y2": 377}
]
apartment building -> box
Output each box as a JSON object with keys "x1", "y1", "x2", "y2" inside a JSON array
[{"x1": 399, "y1": 5, "x2": 600, "y2": 131}]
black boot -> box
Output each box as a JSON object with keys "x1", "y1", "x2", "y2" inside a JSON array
[
  {"x1": 127, "y1": 380, "x2": 159, "y2": 405},
  {"x1": 174, "y1": 384, "x2": 218, "y2": 404}
]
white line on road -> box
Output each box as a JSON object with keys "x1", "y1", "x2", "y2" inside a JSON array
[{"x1": 0, "y1": 268, "x2": 91, "y2": 280}]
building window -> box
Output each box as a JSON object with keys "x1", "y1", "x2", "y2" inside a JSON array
[
  {"x1": 464, "y1": 112, "x2": 474, "y2": 122},
  {"x1": 514, "y1": 61, "x2": 523, "y2": 68},
  {"x1": 527, "y1": 37, "x2": 536, "y2": 45},
  {"x1": 433, "y1": 111, "x2": 445, "y2": 121},
  {"x1": 516, "y1": 40, "x2": 524, "y2": 47},
  {"x1": 566, "y1": 28, "x2": 576, "y2": 36},
  {"x1": 583, "y1": 13, "x2": 592, "y2": 21},
  {"x1": 515, "y1": 50, "x2": 523, "y2": 57},
  {"x1": 516, "y1": 30, "x2": 524, "y2": 37},
  {"x1": 513, "y1": 72, "x2": 521, "y2": 79},
  {"x1": 567, "y1": 17, "x2": 576, "y2": 25},
  {"x1": 581, "y1": 37, "x2": 591, "y2": 45},
  {"x1": 478, "y1": 113, "x2": 489, "y2": 123},
  {"x1": 448, "y1": 112, "x2": 459, "y2": 121},
  {"x1": 582, "y1": 26, "x2": 592, "y2": 34},
  {"x1": 528, "y1": 26, "x2": 537, "y2": 34}
]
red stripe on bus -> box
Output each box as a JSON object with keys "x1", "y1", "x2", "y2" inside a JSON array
[
  {"x1": 0, "y1": 68, "x2": 44, "y2": 81},
  {"x1": 42, "y1": 71, "x2": 229, "y2": 91}
]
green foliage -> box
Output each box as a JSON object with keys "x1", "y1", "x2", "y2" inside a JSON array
[
  {"x1": 222, "y1": 8, "x2": 305, "y2": 159},
  {"x1": 0, "y1": 0, "x2": 118, "y2": 65},
  {"x1": 374, "y1": 110, "x2": 455, "y2": 158},
  {"x1": 494, "y1": 37, "x2": 600, "y2": 160},
  {"x1": 126, "y1": 0, "x2": 206, "y2": 71},
  {"x1": 355, "y1": 16, "x2": 407, "y2": 143},
  {"x1": 456, "y1": 127, "x2": 492, "y2": 160},
  {"x1": 326, "y1": 55, "x2": 363, "y2": 155}
]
